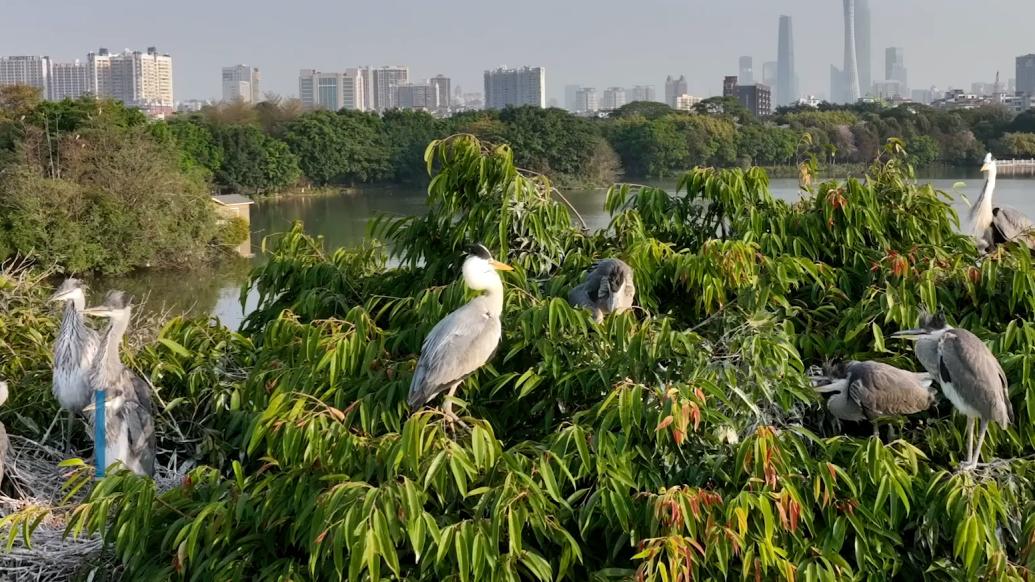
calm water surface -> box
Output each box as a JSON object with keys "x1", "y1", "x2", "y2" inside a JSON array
[{"x1": 101, "y1": 172, "x2": 1035, "y2": 330}]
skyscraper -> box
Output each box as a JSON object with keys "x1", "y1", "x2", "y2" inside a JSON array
[
  {"x1": 855, "y1": 0, "x2": 871, "y2": 96},
  {"x1": 1017, "y1": 54, "x2": 1035, "y2": 97},
  {"x1": 222, "y1": 65, "x2": 261, "y2": 103},
  {"x1": 396, "y1": 83, "x2": 433, "y2": 110},
  {"x1": 429, "y1": 75, "x2": 451, "y2": 111},
  {"x1": 564, "y1": 84, "x2": 580, "y2": 111},
  {"x1": 762, "y1": 62, "x2": 777, "y2": 88},
  {"x1": 50, "y1": 60, "x2": 89, "y2": 100},
  {"x1": 298, "y1": 69, "x2": 364, "y2": 111},
  {"x1": 628, "y1": 85, "x2": 656, "y2": 103},
  {"x1": 885, "y1": 47, "x2": 907, "y2": 95},
  {"x1": 574, "y1": 87, "x2": 598, "y2": 112},
  {"x1": 664, "y1": 75, "x2": 687, "y2": 107},
  {"x1": 777, "y1": 16, "x2": 796, "y2": 107},
  {"x1": 601, "y1": 87, "x2": 626, "y2": 110},
  {"x1": 367, "y1": 66, "x2": 409, "y2": 111},
  {"x1": 0, "y1": 56, "x2": 51, "y2": 96},
  {"x1": 483, "y1": 66, "x2": 545, "y2": 109},
  {"x1": 739, "y1": 56, "x2": 754, "y2": 86},
  {"x1": 842, "y1": 0, "x2": 861, "y2": 102},
  {"x1": 106, "y1": 47, "x2": 174, "y2": 114}
]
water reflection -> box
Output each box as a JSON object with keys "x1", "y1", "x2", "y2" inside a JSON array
[{"x1": 102, "y1": 172, "x2": 1033, "y2": 329}]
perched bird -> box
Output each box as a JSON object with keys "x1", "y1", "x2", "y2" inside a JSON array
[
  {"x1": 46, "y1": 278, "x2": 100, "y2": 450},
  {"x1": 408, "y1": 244, "x2": 512, "y2": 424},
  {"x1": 83, "y1": 291, "x2": 156, "y2": 477},
  {"x1": 567, "y1": 258, "x2": 636, "y2": 323},
  {"x1": 0, "y1": 381, "x2": 9, "y2": 489},
  {"x1": 970, "y1": 153, "x2": 1035, "y2": 253},
  {"x1": 811, "y1": 360, "x2": 936, "y2": 437},
  {"x1": 892, "y1": 313, "x2": 1013, "y2": 469}
]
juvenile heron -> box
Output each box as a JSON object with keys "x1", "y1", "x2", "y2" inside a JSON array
[
  {"x1": 83, "y1": 291, "x2": 156, "y2": 477},
  {"x1": 408, "y1": 244, "x2": 512, "y2": 423},
  {"x1": 811, "y1": 360, "x2": 936, "y2": 437},
  {"x1": 567, "y1": 258, "x2": 636, "y2": 323},
  {"x1": 970, "y1": 153, "x2": 1035, "y2": 253},
  {"x1": 892, "y1": 313, "x2": 1013, "y2": 469},
  {"x1": 47, "y1": 278, "x2": 100, "y2": 450}
]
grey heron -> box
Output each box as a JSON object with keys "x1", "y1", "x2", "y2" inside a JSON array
[
  {"x1": 891, "y1": 314, "x2": 1013, "y2": 469},
  {"x1": 82, "y1": 291, "x2": 156, "y2": 477},
  {"x1": 970, "y1": 153, "x2": 1035, "y2": 253},
  {"x1": 46, "y1": 278, "x2": 100, "y2": 450},
  {"x1": 408, "y1": 244, "x2": 512, "y2": 424},
  {"x1": 811, "y1": 360, "x2": 936, "y2": 437},
  {"x1": 567, "y1": 258, "x2": 636, "y2": 323}
]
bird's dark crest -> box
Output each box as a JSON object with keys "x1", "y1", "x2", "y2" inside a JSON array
[
  {"x1": 467, "y1": 243, "x2": 492, "y2": 260},
  {"x1": 55, "y1": 278, "x2": 84, "y2": 293},
  {"x1": 919, "y1": 311, "x2": 947, "y2": 330},
  {"x1": 101, "y1": 290, "x2": 132, "y2": 309}
]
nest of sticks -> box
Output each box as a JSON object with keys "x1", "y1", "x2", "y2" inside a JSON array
[{"x1": 0, "y1": 435, "x2": 188, "y2": 581}]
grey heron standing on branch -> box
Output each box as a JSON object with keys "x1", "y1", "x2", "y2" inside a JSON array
[
  {"x1": 891, "y1": 313, "x2": 1013, "y2": 469},
  {"x1": 568, "y1": 258, "x2": 636, "y2": 323},
  {"x1": 408, "y1": 244, "x2": 512, "y2": 424},
  {"x1": 970, "y1": 153, "x2": 1035, "y2": 253},
  {"x1": 811, "y1": 360, "x2": 936, "y2": 438},
  {"x1": 47, "y1": 278, "x2": 99, "y2": 450},
  {"x1": 83, "y1": 291, "x2": 156, "y2": 477}
]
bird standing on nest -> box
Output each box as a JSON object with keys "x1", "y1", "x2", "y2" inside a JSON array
[
  {"x1": 46, "y1": 279, "x2": 100, "y2": 451},
  {"x1": 567, "y1": 258, "x2": 636, "y2": 323}
]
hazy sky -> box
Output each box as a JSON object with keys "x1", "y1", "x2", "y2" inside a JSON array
[{"x1": 3, "y1": 0, "x2": 1034, "y2": 103}]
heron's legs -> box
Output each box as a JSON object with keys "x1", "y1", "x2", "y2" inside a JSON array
[
  {"x1": 441, "y1": 383, "x2": 468, "y2": 431},
  {"x1": 962, "y1": 416, "x2": 976, "y2": 469},
  {"x1": 972, "y1": 419, "x2": 990, "y2": 467},
  {"x1": 40, "y1": 410, "x2": 62, "y2": 448},
  {"x1": 63, "y1": 411, "x2": 76, "y2": 453}
]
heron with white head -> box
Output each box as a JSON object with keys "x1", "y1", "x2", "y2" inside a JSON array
[
  {"x1": 970, "y1": 153, "x2": 1035, "y2": 253},
  {"x1": 568, "y1": 258, "x2": 636, "y2": 323},
  {"x1": 408, "y1": 244, "x2": 512, "y2": 424},
  {"x1": 811, "y1": 360, "x2": 936, "y2": 438},
  {"x1": 83, "y1": 291, "x2": 155, "y2": 477},
  {"x1": 46, "y1": 278, "x2": 100, "y2": 450},
  {"x1": 891, "y1": 313, "x2": 1013, "y2": 469}
]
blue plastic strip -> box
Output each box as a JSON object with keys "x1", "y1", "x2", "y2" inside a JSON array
[{"x1": 95, "y1": 389, "x2": 106, "y2": 478}]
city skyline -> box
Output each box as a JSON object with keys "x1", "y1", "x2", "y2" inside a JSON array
[{"x1": 2, "y1": 0, "x2": 1033, "y2": 105}]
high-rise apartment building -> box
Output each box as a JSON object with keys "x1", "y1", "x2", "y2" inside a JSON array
[
  {"x1": 49, "y1": 60, "x2": 89, "y2": 100},
  {"x1": 298, "y1": 69, "x2": 364, "y2": 111},
  {"x1": 628, "y1": 85, "x2": 655, "y2": 103},
  {"x1": 429, "y1": 75, "x2": 451, "y2": 111},
  {"x1": 222, "y1": 65, "x2": 261, "y2": 103},
  {"x1": 0, "y1": 55, "x2": 51, "y2": 96},
  {"x1": 674, "y1": 94, "x2": 701, "y2": 111},
  {"x1": 366, "y1": 66, "x2": 409, "y2": 111},
  {"x1": 664, "y1": 75, "x2": 688, "y2": 107},
  {"x1": 564, "y1": 84, "x2": 581, "y2": 111},
  {"x1": 396, "y1": 83, "x2": 433, "y2": 110},
  {"x1": 739, "y1": 56, "x2": 754, "y2": 85},
  {"x1": 1017, "y1": 54, "x2": 1035, "y2": 97},
  {"x1": 575, "y1": 87, "x2": 598, "y2": 112},
  {"x1": 601, "y1": 87, "x2": 626, "y2": 110},
  {"x1": 483, "y1": 66, "x2": 545, "y2": 109},
  {"x1": 723, "y1": 75, "x2": 771, "y2": 117},
  {"x1": 884, "y1": 47, "x2": 907, "y2": 95},
  {"x1": 777, "y1": 16, "x2": 796, "y2": 106}
]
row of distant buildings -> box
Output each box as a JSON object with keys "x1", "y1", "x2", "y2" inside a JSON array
[{"x1": 0, "y1": 48, "x2": 174, "y2": 116}]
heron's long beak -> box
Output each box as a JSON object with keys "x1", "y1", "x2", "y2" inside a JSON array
[
  {"x1": 49, "y1": 290, "x2": 73, "y2": 302},
  {"x1": 980, "y1": 163, "x2": 990, "y2": 172},
  {"x1": 489, "y1": 260, "x2": 513, "y2": 271},
  {"x1": 890, "y1": 328, "x2": 925, "y2": 339},
  {"x1": 82, "y1": 307, "x2": 113, "y2": 317}
]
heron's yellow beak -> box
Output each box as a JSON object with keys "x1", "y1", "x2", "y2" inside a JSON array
[
  {"x1": 489, "y1": 260, "x2": 513, "y2": 271},
  {"x1": 980, "y1": 163, "x2": 990, "y2": 172}
]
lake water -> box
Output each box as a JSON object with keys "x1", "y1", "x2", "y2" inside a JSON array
[{"x1": 94, "y1": 170, "x2": 1035, "y2": 330}]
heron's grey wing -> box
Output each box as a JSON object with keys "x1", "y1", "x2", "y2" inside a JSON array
[
  {"x1": 567, "y1": 283, "x2": 595, "y2": 309},
  {"x1": 848, "y1": 362, "x2": 933, "y2": 416},
  {"x1": 992, "y1": 207, "x2": 1035, "y2": 247},
  {"x1": 938, "y1": 330, "x2": 1012, "y2": 427},
  {"x1": 124, "y1": 374, "x2": 156, "y2": 476},
  {"x1": 408, "y1": 300, "x2": 502, "y2": 408}
]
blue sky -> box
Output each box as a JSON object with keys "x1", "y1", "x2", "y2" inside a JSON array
[{"x1": 2, "y1": 0, "x2": 1033, "y2": 102}]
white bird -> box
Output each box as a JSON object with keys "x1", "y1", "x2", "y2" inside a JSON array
[
  {"x1": 408, "y1": 244, "x2": 512, "y2": 424},
  {"x1": 892, "y1": 313, "x2": 1013, "y2": 469},
  {"x1": 83, "y1": 291, "x2": 156, "y2": 477},
  {"x1": 970, "y1": 153, "x2": 1035, "y2": 253},
  {"x1": 567, "y1": 258, "x2": 636, "y2": 323},
  {"x1": 46, "y1": 279, "x2": 100, "y2": 450}
]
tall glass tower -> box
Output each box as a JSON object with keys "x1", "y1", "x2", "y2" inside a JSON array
[{"x1": 777, "y1": 15, "x2": 796, "y2": 106}]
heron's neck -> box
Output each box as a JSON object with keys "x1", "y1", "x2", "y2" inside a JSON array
[
  {"x1": 59, "y1": 300, "x2": 89, "y2": 343},
  {"x1": 481, "y1": 280, "x2": 504, "y2": 316},
  {"x1": 971, "y1": 173, "x2": 996, "y2": 236},
  {"x1": 97, "y1": 317, "x2": 129, "y2": 381}
]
